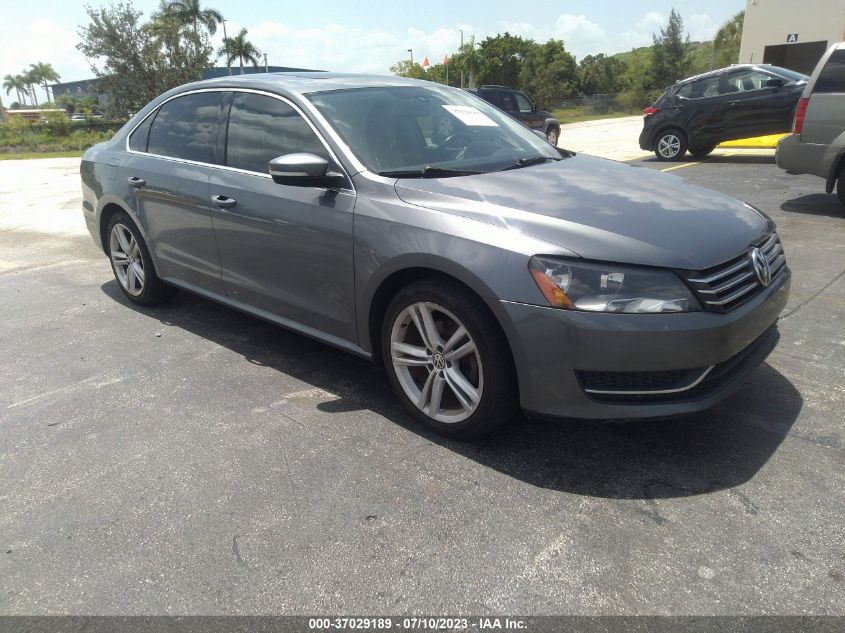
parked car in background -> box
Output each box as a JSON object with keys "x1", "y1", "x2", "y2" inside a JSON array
[
  {"x1": 640, "y1": 64, "x2": 808, "y2": 161},
  {"x1": 469, "y1": 85, "x2": 561, "y2": 145},
  {"x1": 776, "y1": 42, "x2": 845, "y2": 208},
  {"x1": 81, "y1": 73, "x2": 790, "y2": 439}
]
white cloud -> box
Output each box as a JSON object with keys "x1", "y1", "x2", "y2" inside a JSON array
[
  {"x1": 688, "y1": 14, "x2": 717, "y2": 42},
  {"x1": 0, "y1": 19, "x2": 90, "y2": 101},
  {"x1": 502, "y1": 14, "x2": 606, "y2": 59},
  {"x1": 213, "y1": 21, "x2": 478, "y2": 74}
]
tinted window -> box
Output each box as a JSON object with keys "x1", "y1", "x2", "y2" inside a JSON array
[
  {"x1": 128, "y1": 111, "x2": 154, "y2": 152},
  {"x1": 499, "y1": 92, "x2": 517, "y2": 112},
  {"x1": 147, "y1": 92, "x2": 222, "y2": 163},
  {"x1": 676, "y1": 83, "x2": 692, "y2": 98},
  {"x1": 690, "y1": 76, "x2": 720, "y2": 99},
  {"x1": 514, "y1": 92, "x2": 533, "y2": 113},
  {"x1": 723, "y1": 69, "x2": 774, "y2": 93},
  {"x1": 225, "y1": 92, "x2": 329, "y2": 174},
  {"x1": 814, "y1": 49, "x2": 845, "y2": 93}
]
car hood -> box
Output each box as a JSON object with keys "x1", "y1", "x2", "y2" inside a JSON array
[{"x1": 393, "y1": 154, "x2": 772, "y2": 270}]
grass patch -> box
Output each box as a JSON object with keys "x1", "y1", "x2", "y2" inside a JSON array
[
  {"x1": 0, "y1": 150, "x2": 85, "y2": 160},
  {"x1": 551, "y1": 108, "x2": 635, "y2": 125}
]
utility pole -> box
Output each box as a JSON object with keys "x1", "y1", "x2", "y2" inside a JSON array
[
  {"x1": 459, "y1": 29, "x2": 464, "y2": 89},
  {"x1": 264, "y1": 53, "x2": 269, "y2": 73},
  {"x1": 222, "y1": 20, "x2": 231, "y2": 76},
  {"x1": 408, "y1": 49, "x2": 413, "y2": 65}
]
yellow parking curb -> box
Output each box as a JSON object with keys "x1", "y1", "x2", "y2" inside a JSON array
[{"x1": 718, "y1": 133, "x2": 788, "y2": 149}]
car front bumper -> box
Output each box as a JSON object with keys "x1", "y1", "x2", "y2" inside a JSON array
[{"x1": 499, "y1": 269, "x2": 790, "y2": 420}]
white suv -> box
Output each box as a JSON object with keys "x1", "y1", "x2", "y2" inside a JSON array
[{"x1": 777, "y1": 42, "x2": 845, "y2": 208}]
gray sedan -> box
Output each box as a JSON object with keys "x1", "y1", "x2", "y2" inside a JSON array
[{"x1": 81, "y1": 73, "x2": 790, "y2": 438}]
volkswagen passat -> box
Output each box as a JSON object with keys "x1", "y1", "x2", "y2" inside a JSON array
[{"x1": 81, "y1": 73, "x2": 790, "y2": 438}]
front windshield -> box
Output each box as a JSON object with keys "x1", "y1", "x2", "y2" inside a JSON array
[{"x1": 307, "y1": 84, "x2": 561, "y2": 175}]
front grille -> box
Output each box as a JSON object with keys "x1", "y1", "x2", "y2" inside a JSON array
[
  {"x1": 578, "y1": 326, "x2": 779, "y2": 405},
  {"x1": 684, "y1": 233, "x2": 787, "y2": 313}
]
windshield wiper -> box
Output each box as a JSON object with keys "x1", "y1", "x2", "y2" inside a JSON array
[
  {"x1": 377, "y1": 165, "x2": 484, "y2": 178},
  {"x1": 497, "y1": 156, "x2": 562, "y2": 172}
]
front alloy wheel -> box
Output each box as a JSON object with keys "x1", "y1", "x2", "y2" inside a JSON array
[
  {"x1": 390, "y1": 301, "x2": 483, "y2": 424},
  {"x1": 382, "y1": 279, "x2": 517, "y2": 439}
]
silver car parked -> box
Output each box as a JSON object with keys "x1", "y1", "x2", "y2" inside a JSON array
[
  {"x1": 777, "y1": 42, "x2": 845, "y2": 207},
  {"x1": 81, "y1": 73, "x2": 790, "y2": 438}
]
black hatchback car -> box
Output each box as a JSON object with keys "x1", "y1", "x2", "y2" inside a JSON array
[{"x1": 639, "y1": 64, "x2": 808, "y2": 161}]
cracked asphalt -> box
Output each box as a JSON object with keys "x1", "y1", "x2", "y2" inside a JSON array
[{"x1": 0, "y1": 153, "x2": 843, "y2": 615}]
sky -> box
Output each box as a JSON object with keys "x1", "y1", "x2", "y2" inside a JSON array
[{"x1": 1, "y1": 0, "x2": 745, "y2": 100}]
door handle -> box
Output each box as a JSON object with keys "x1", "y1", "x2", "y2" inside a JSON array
[
  {"x1": 211, "y1": 194, "x2": 237, "y2": 209},
  {"x1": 128, "y1": 176, "x2": 145, "y2": 188},
  {"x1": 729, "y1": 100, "x2": 740, "y2": 106}
]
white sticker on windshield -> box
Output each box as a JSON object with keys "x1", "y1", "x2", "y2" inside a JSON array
[{"x1": 441, "y1": 105, "x2": 499, "y2": 127}]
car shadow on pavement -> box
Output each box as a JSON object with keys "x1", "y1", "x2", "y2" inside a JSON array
[
  {"x1": 781, "y1": 192, "x2": 844, "y2": 218},
  {"x1": 101, "y1": 281, "x2": 802, "y2": 501},
  {"x1": 640, "y1": 154, "x2": 776, "y2": 165}
]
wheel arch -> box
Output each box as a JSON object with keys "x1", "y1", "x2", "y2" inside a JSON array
[
  {"x1": 96, "y1": 195, "x2": 155, "y2": 264},
  {"x1": 362, "y1": 257, "x2": 517, "y2": 369},
  {"x1": 825, "y1": 149, "x2": 845, "y2": 194}
]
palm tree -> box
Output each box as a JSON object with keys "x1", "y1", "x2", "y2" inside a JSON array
[
  {"x1": 23, "y1": 68, "x2": 40, "y2": 106},
  {"x1": 29, "y1": 62, "x2": 61, "y2": 104},
  {"x1": 162, "y1": 0, "x2": 222, "y2": 38},
  {"x1": 218, "y1": 28, "x2": 261, "y2": 75},
  {"x1": 714, "y1": 11, "x2": 744, "y2": 67},
  {"x1": 3, "y1": 74, "x2": 29, "y2": 106},
  {"x1": 458, "y1": 36, "x2": 482, "y2": 89}
]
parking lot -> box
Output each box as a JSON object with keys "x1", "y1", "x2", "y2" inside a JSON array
[{"x1": 1, "y1": 140, "x2": 843, "y2": 614}]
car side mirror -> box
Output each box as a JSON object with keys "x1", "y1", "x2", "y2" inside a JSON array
[
  {"x1": 766, "y1": 77, "x2": 785, "y2": 89},
  {"x1": 269, "y1": 153, "x2": 347, "y2": 189}
]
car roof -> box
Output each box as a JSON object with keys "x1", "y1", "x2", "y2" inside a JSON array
[
  {"x1": 674, "y1": 64, "x2": 780, "y2": 85},
  {"x1": 173, "y1": 72, "x2": 435, "y2": 97}
]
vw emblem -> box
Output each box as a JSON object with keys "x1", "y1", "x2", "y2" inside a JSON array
[
  {"x1": 749, "y1": 247, "x2": 771, "y2": 287},
  {"x1": 432, "y1": 353, "x2": 446, "y2": 370}
]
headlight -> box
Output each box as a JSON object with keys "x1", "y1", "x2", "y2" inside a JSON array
[{"x1": 528, "y1": 256, "x2": 701, "y2": 313}]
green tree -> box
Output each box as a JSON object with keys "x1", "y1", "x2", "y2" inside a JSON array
[
  {"x1": 78, "y1": 1, "x2": 212, "y2": 116},
  {"x1": 518, "y1": 39, "x2": 578, "y2": 108},
  {"x1": 458, "y1": 36, "x2": 482, "y2": 88},
  {"x1": 28, "y1": 62, "x2": 61, "y2": 104},
  {"x1": 476, "y1": 33, "x2": 535, "y2": 88},
  {"x1": 578, "y1": 53, "x2": 628, "y2": 95},
  {"x1": 23, "y1": 68, "x2": 40, "y2": 106},
  {"x1": 388, "y1": 59, "x2": 427, "y2": 80},
  {"x1": 714, "y1": 11, "x2": 744, "y2": 68},
  {"x1": 158, "y1": 0, "x2": 222, "y2": 59},
  {"x1": 650, "y1": 8, "x2": 689, "y2": 90},
  {"x1": 218, "y1": 28, "x2": 261, "y2": 74},
  {"x1": 3, "y1": 74, "x2": 29, "y2": 106}
]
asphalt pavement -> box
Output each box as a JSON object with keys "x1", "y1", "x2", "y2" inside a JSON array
[{"x1": 0, "y1": 149, "x2": 843, "y2": 616}]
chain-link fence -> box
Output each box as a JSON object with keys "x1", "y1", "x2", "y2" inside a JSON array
[{"x1": 549, "y1": 91, "x2": 665, "y2": 118}]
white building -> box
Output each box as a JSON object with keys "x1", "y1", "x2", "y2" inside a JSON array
[{"x1": 739, "y1": 0, "x2": 845, "y2": 74}]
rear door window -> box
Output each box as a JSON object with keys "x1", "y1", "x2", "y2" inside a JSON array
[
  {"x1": 225, "y1": 92, "x2": 329, "y2": 174},
  {"x1": 147, "y1": 92, "x2": 222, "y2": 163},
  {"x1": 814, "y1": 49, "x2": 845, "y2": 93},
  {"x1": 128, "y1": 111, "x2": 155, "y2": 152},
  {"x1": 690, "y1": 76, "x2": 721, "y2": 99}
]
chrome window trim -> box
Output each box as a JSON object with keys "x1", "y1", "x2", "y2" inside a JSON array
[
  {"x1": 124, "y1": 87, "x2": 356, "y2": 194},
  {"x1": 584, "y1": 365, "x2": 715, "y2": 395}
]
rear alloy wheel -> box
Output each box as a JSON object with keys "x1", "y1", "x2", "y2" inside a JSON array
[
  {"x1": 655, "y1": 130, "x2": 687, "y2": 161},
  {"x1": 546, "y1": 127, "x2": 559, "y2": 146},
  {"x1": 382, "y1": 279, "x2": 517, "y2": 439},
  {"x1": 106, "y1": 212, "x2": 176, "y2": 306}
]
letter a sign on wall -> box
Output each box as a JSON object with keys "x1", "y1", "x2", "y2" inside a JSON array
[{"x1": 786, "y1": 33, "x2": 799, "y2": 43}]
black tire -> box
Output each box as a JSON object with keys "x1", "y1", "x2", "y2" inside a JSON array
[
  {"x1": 654, "y1": 128, "x2": 687, "y2": 161},
  {"x1": 381, "y1": 278, "x2": 518, "y2": 439},
  {"x1": 689, "y1": 144, "x2": 716, "y2": 160},
  {"x1": 106, "y1": 212, "x2": 177, "y2": 306},
  {"x1": 546, "y1": 126, "x2": 559, "y2": 146},
  {"x1": 838, "y1": 176, "x2": 845, "y2": 209}
]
